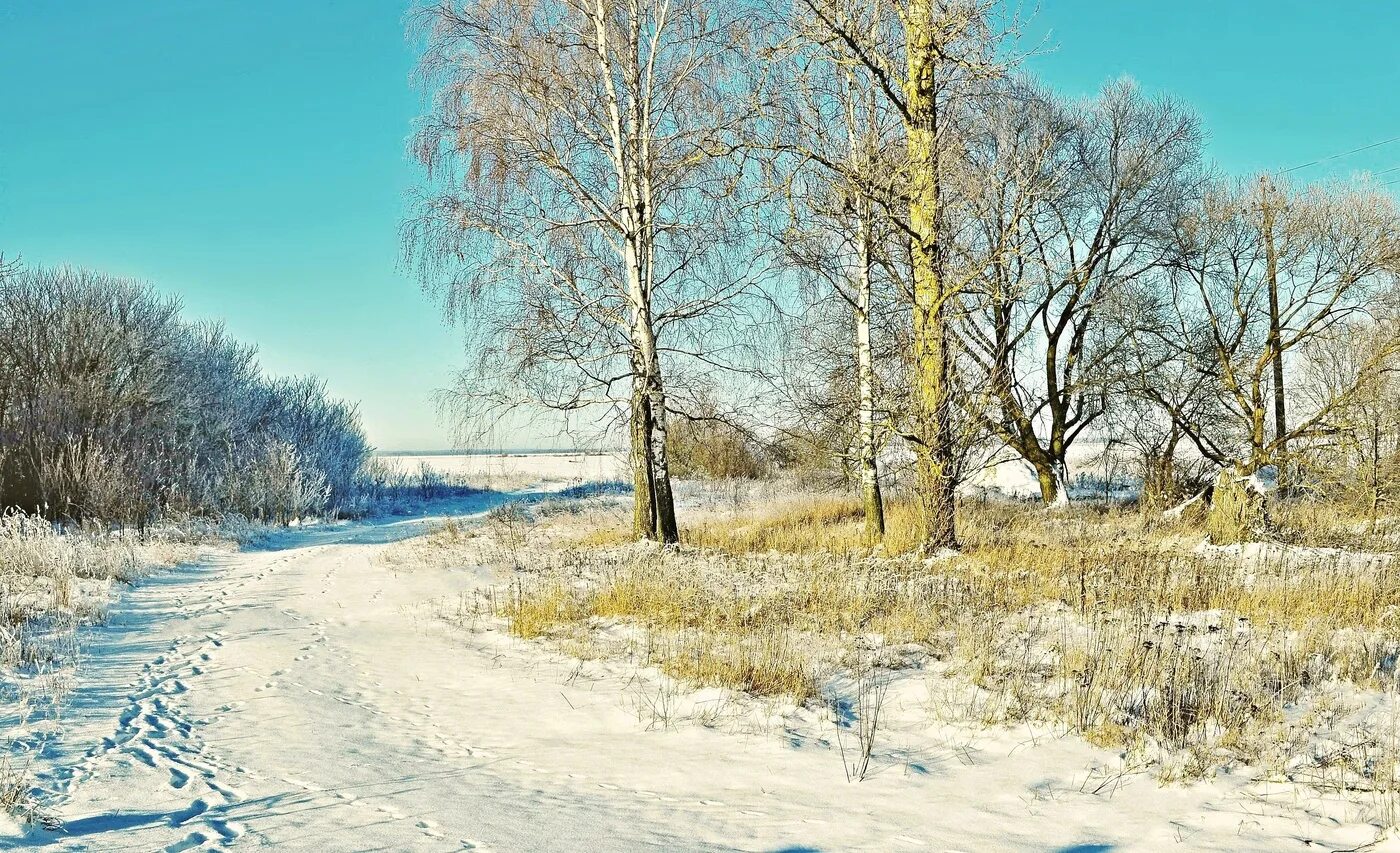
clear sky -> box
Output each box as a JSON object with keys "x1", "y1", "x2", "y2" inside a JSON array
[{"x1": 1, "y1": 2, "x2": 1396, "y2": 451}]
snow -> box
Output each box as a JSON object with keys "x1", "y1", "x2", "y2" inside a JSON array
[
  {"x1": 379, "y1": 451, "x2": 629, "y2": 486},
  {"x1": 1194, "y1": 537, "x2": 1395, "y2": 571},
  {"x1": 959, "y1": 442, "x2": 1135, "y2": 503},
  {"x1": 1163, "y1": 490, "x2": 1206, "y2": 519},
  {"x1": 3, "y1": 455, "x2": 1397, "y2": 851}
]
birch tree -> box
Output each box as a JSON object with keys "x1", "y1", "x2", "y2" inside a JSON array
[
  {"x1": 407, "y1": 0, "x2": 757, "y2": 543},
  {"x1": 766, "y1": 0, "x2": 907, "y2": 544},
  {"x1": 791, "y1": 0, "x2": 1004, "y2": 549}
]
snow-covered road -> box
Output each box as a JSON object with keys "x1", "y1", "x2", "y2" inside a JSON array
[{"x1": 4, "y1": 492, "x2": 1376, "y2": 852}]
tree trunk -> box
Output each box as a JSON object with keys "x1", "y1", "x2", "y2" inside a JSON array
[
  {"x1": 904, "y1": 3, "x2": 957, "y2": 551},
  {"x1": 1033, "y1": 459, "x2": 1070, "y2": 507},
  {"x1": 629, "y1": 370, "x2": 658, "y2": 540},
  {"x1": 856, "y1": 228, "x2": 885, "y2": 546},
  {"x1": 851, "y1": 259, "x2": 884, "y2": 546},
  {"x1": 1261, "y1": 176, "x2": 1288, "y2": 490},
  {"x1": 645, "y1": 363, "x2": 679, "y2": 544},
  {"x1": 1370, "y1": 420, "x2": 1381, "y2": 532},
  {"x1": 625, "y1": 239, "x2": 678, "y2": 545}
]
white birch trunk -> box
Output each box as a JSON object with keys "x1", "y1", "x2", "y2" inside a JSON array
[
  {"x1": 856, "y1": 205, "x2": 885, "y2": 544},
  {"x1": 591, "y1": 0, "x2": 677, "y2": 542}
]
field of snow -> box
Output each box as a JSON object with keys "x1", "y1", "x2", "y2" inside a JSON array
[
  {"x1": 379, "y1": 451, "x2": 629, "y2": 488},
  {"x1": 3, "y1": 454, "x2": 1397, "y2": 851}
]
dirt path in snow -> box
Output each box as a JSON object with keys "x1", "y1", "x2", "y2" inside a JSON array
[{"x1": 3, "y1": 492, "x2": 1367, "y2": 852}]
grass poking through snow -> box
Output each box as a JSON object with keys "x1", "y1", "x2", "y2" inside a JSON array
[{"x1": 414, "y1": 483, "x2": 1400, "y2": 813}]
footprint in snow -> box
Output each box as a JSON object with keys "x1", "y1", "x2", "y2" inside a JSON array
[
  {"x1": 418, "y1": 819, "x2": 445, "y2": 838},
  {"x1": 163, "y1": 831, "x2": 209, "y2": 852},
  {"x1": 170, "y1": 797, "x2": 210, "y2": 827},
  {"x1": 208, "y1": 818, "x2": 244, "y2": 841}
]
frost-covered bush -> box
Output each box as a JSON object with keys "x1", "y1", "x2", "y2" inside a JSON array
[
  {"x1": 340, "y1": 457, "x2": 486, "y2": 517},
  {"x1": 0, "y1": 265, "x2": 371, "y2": 524}
]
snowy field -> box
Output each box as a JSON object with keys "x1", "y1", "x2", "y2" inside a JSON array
[
  {"x1": 3, "y1": 454, "x2": 1398, "y2": 851},
  {"x1": 379, "y1": 451, "x2": 629, "y2": 491}
]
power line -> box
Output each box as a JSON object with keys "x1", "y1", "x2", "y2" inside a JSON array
[{"x1": 1280, "y1": 134, "x2": 1400, "y2": 174}]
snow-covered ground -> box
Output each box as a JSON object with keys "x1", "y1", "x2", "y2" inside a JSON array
[
  {"x1": 379, "y1": 451, "x2": 628, "y2": 487},
  {"x1": 3, "y1": 456, "x2": 1395, "y2": 851}
]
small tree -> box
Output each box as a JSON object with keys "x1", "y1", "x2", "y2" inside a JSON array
[{"x1": 1295, "y1": 311, "x2": 1400, "y2": 527}]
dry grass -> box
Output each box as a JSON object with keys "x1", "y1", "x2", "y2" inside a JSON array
[
  {"x1": 594, "y1": 485, "x2": 1400, "y2": 557},
  {"x1": 646, "y1": 629, "x2": 817, "y2": 700},
  {"x1": 0, "y1": 511, "x2": 230, "y2": 825},
  {"x1": 449, "y1": 484, "x2": 1400, "y2": 802},
  {"x1": 681, "y1": 494, "x2": 927, "y2": 556}
]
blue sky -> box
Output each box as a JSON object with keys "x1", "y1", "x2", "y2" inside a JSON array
[{"x1": 1, "y1": 2, "x2": 1396, "y2": 450}]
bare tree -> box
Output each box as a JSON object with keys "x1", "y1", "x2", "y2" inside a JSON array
[
  {"x1": 951, "y1": 79, "x2": 1201, "y2": 505},
  {"x1": 788, "y1": 0, "x2": 1006, "y2": 549},
  {"x1": 1150, "y1": 179, "x2": 1400, "y2": 477},
  {"x1": 1295, "y1": 309, "x2": 1400, "y2": 527},
  {"x1": 406, "y1": 0, "x2": 759, "y2": 543},
  {"x1": 764, "y1": 0, "x2": 912, "y2": 544}
]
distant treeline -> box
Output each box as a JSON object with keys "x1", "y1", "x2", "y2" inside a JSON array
[{"x1": 0, "y1": 264, "x2": 371, "y2": 524}]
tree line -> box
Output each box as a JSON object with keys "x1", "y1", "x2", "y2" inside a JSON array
[
  {"x1": 0, "y1": 263, "x2": 371, "y2": 525},
  {"x1": 406, "y1": 0, "x2": 1400, "y2": 551}
]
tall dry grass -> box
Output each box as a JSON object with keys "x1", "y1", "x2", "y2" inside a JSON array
[{"x1": 456, "y1": 486, "x2": 1400, "y2": 803}]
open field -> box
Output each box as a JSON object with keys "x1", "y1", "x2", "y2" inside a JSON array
[{"x1": 377, "y1": 451, "x2": 630, "y2": 493}]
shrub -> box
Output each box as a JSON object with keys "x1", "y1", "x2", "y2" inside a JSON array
[
  {"x1": 0, "y1": 266, "x2": 371, "y2": 524},
  {"x1": 667, "y1": 417, "x2": 769, "y2": 480}
]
